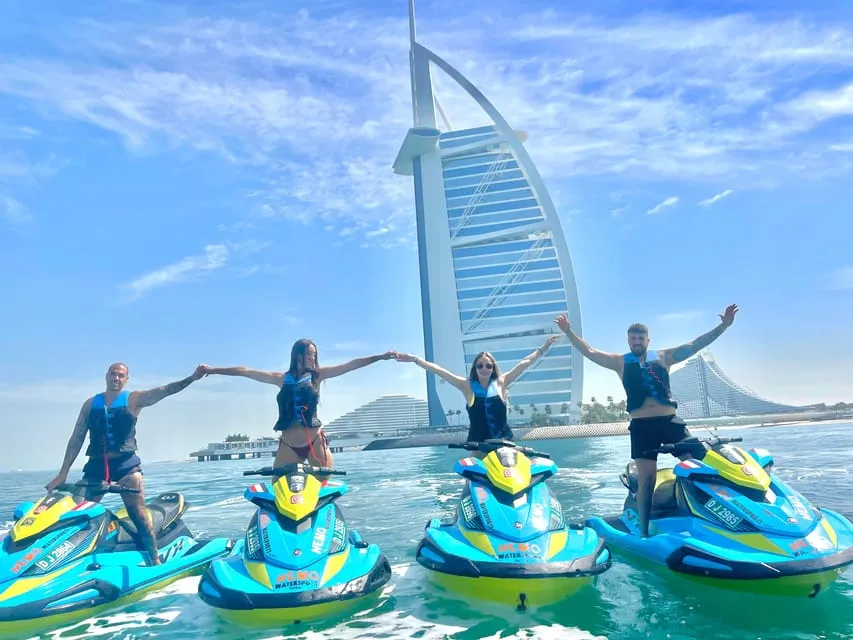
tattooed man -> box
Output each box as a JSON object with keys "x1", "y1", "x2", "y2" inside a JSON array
[
  {"x1": 554, "y1": 305, "x2": 739, "y2": 538},
  {"x1": 46, "y1": 362, "x2": 205, "y2": 565}
]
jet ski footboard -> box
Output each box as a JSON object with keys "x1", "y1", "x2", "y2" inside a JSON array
[{"x1": 0, "y1": 578, "x2": 121, "y2": 622}]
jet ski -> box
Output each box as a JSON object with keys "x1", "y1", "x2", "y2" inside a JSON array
[
  {"x1": 197, "y1": 463, "x2": 392, "y2": 624},
  {"x1": 585, "y1": 435, "x2": 853, "y2": 597},
  {"x1": 416, "y1": 439, "x2": 612, "y2": 610},
  {"x1": 0, "y1": 481, "x2": 232, "y2": 634}
]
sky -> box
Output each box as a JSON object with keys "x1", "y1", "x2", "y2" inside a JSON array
[{"x1": 1, "y1": 0, "x2": 852, "y2": 472}]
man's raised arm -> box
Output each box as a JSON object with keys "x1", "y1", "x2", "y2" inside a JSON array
[
  {"x1": 553, "y1": 315, "x2": 622, "y2": 371},
  {"x1": 661, "y1": 304, "x2": 739, "y2": 367},
  {"x1": 130, "y1": 365, "x2": 205, "y2": 411}
]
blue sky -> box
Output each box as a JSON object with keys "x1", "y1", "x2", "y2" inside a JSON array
[{"x1": 1, "y1": 0, "x2": 852, "y2": 471}]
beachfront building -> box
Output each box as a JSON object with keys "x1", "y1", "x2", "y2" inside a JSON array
[
  {"x1": 322, "y1": 394, "x2": 430, "y2": 438},
  {"x1": 392, "y1": 2, "x2": 583, "y2": 426},
  {"x1": 670, "y1": 351, "x2": 805, "y2": 418}
]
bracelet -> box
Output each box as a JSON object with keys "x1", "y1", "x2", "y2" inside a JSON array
[{"x1": 536, "y1": 347, "x2": 543, "y2": 356}]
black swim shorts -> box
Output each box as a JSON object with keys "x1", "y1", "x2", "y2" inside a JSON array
[
  {"x1": 81, "y1": 451, "x2": 143, "y2": 484},
  {"x1": 628, "y1": 414, "x2": 691, "y2": 460},
  {"x1": 466, "y1": 424, "x2": 513, "y2": 444}
]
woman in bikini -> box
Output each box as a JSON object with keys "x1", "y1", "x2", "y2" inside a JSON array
[
  {"x1": 394, "y1": 334, "x2": 559, "y2": 451},
  {"x1": 200, "y1": 340, "x2": 396, "y2": 472}
]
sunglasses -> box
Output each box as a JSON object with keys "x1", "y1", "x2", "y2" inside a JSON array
[{"x1": 476, "y1": 362, "x2": 494, "y2": 370}]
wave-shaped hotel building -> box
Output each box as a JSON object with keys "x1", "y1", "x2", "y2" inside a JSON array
[
  {"x1": 393, "y1": 1, "x2": 584, "y2": 426},
  {"x1": 670, "y1": 351, "x2": 806, "y2": 419}
]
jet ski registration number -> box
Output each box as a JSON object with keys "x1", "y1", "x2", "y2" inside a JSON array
[{"x1": 704, "y1": 498, "x2": 743, "y2": 529}]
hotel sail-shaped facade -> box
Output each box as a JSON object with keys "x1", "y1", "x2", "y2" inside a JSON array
[{"x1": 393, "y1": 1, "x2": 584, "y2": 426}]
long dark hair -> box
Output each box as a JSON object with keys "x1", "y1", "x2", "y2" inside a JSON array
[
  {"x1": 468, "y1": 351, "x2": 500, "y2": 383},
  {"x1": 286, "y1": 339, "x2": 320, "y2": 391}
]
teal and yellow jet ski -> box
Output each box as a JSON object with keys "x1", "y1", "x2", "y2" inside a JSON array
[
  {"x1": 416, "y1": 440, "x2": 612, "y2": 610},
  {"x1": 197, "y1": 463, "x2": 392, "y2": 624},
  {"x1": 585, "y1": 435, "x2": 853, "y2": 597},
  {"x1": 0, "y1": 482, "x2": 232, "y2": 634}
]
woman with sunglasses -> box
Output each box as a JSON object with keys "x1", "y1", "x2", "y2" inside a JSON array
[{"x1": 394, "y1": 334, "x2": 559, "y2": 448}]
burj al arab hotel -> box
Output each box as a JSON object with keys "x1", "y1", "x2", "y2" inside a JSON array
[{"x1": 393, "y1": 1, "x2": 584, "y2": 427}]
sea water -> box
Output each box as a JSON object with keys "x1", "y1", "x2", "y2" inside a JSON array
[{"x1": 2, "y1": 421, "x2": 851, "y2": 640}]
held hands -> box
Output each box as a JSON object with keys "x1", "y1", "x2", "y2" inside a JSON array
[
  {"x1": 393, "y1": 353, "x2": 418, "y2": 363},
  {"x1": 192, "y1": 364, "x2": 209, "y2": 380},
  {"x1": 378, "y1": 351, "x2": 398, "y2": 360},
  {"x1": 719, "y1": 304, "x2": 739, "y2": 327}
]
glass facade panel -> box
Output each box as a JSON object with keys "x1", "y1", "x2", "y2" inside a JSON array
[
  {"x1": 460, "y1": 300, "x2": 567, "y2": 321},
  {"x1": 456, "y1": 269, "x2": 564, "y2": 293},
  {"x1": 457, "y1": 288, "x2": 565, "y2": 313},
  {"x1": 457, "y1": 278, "x2": 564, "y2": 300},
  {"x1": 445, "y1": 168, "x2": 525, "y2": 190},
  {"x1": 455, "y1": 258, "x2": 559, "y2": 280}
]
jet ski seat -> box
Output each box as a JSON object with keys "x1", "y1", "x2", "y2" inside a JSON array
[
  {"x1": 623, "y1": 463, "x2": 678, "y2": 511},
  {"x1": 113, "y1": 493, "x2": 188, "y2": 544}
]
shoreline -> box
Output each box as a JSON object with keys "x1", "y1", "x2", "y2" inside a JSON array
[{"x1": 358, "y1": 416, "x2": 851, "y2": 451}]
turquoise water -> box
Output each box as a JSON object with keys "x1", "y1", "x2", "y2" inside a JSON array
[{"x1": 3, "y1": 421, "x2": 852, "y2": 640}]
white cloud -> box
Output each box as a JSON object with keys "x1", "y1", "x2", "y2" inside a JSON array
[
  {"x1": 657, "y1": 310, "x2": 703, "y2": 322},
  {"x1": 698, "y1": 189, "x2": 734, "y2": 206},
  {"x1": 0, "y1": 195, "x2": 30, "y2": 224},
  {"x1": 1, "y1": 7, "x2": 853, "y2": 243},
  {"x1": 120, "y1": 244, "x2": 229, "y2": 300},
  {"x1": 646, "y1": 196, "x2": 679, "y2": 214},
  {"x1": 825, "y1": 266, "x2": 853, "y2": 291}
]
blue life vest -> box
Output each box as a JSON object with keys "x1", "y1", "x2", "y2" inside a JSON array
[
  {"x1": 273, "y1": 372, "x2": 321, "y2": 431},
  {"x1": 84, "y1": 390, "x2": 139, "y2": 456},
  {"x1": 466, "y1": 379, "x2": 512, "y2": 439}
]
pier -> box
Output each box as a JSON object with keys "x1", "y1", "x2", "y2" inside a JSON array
[{"x1": 189, "y1": 435, "x2": 381, "y2": 462}]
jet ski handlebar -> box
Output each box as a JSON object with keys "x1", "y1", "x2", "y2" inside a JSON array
[
  {"x1": 654, "y1": 436, "x2": 743, "y2": 456},
  {"x1": 52, "y1": 482, "x2": 141, "y2": 495},
  {"x1": 448, "y1": 439, "x2": 552, "y2": 459},
  {"x1": 242, "y1": 465, "x2": 347, "y2": 477}
]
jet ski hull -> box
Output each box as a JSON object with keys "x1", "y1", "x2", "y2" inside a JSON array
[
  {"x1": 588, "y1": 437, "x2": 853, "y2": 598},
  {"x1": 587, "y1": 506, "x2": 853, "y2": 598},
  {"x1": 0, "y1": 535, "x2": 231, "y2": 634},
  {"x1": 198, "y1": 538, "x2": 392, "y2": 624},
  {"x1": 417, "y1": 517, "x2": 611, "y2": 608}
]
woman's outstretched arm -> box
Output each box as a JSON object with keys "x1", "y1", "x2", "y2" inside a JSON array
[
  {"x1": 317, "y1": 351, "x2": 397, "y2": 381},
  {"x1": 395, "y1": 353, "x2": 470, "y2": 393},
  {"x1": 501, "y1": 335, "x2": 559, "y2": 386},
  {"x1": 200, "y1": 365, "x2": 283, "y2": 387}
]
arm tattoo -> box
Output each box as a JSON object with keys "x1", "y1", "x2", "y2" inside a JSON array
[
  {"x1": 671, "y1": 324, "x2": 726, "y2": 363},
  {"x1": 138, "y1": 374, "x2": 195, "y2": 407}
]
